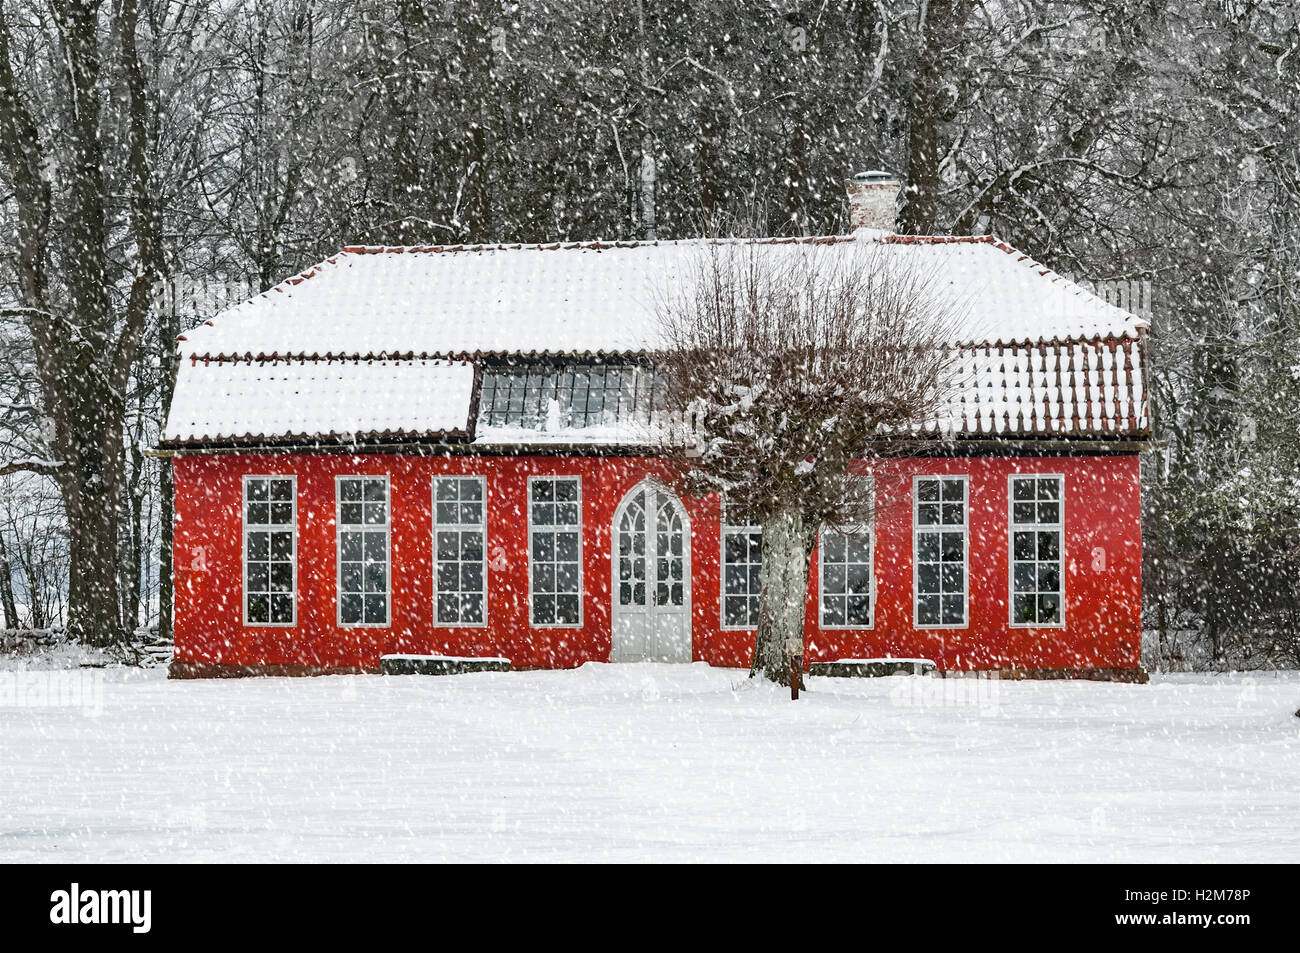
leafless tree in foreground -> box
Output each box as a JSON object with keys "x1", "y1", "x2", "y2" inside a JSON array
[{"x1": 656, "y1": 241, "x2": 964, "y2": 687}]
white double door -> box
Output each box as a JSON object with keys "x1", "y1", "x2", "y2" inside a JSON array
[{"x1": 611, "y1": 482, "x2": 691, "y2": 662}]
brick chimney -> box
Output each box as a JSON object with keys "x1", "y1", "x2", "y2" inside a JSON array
[{"x1": 845, "y1": 170, "x2": 900, "y2": 233}]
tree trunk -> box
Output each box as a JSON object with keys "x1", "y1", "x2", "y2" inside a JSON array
[
  {"x1": 0, "y1": 531, "x2": 18, "y2": 628},
  {"x1": 751, "y1": 505, "x2": 812, "y2": 685},
  {"x1": 898, "y1": 0, "x2": 970, "y2": 234},
  {"x1": 61, "y1": 410, "x2": 129, "y2": 647}
]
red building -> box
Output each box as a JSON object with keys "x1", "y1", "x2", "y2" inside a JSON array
[{"x1": 162, "y1": 177, "x2": 1151, "y2": 679}]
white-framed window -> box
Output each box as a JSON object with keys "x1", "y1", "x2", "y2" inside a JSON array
[
  {"x1": 433, "y1": 475, "x2": 487, "y2": 626},
  {"x1": 336, "y1": 475, "x2": 390, "y2": 627},
  {"x1": 721, "y1": 505, "x2": 762, "y2": 629},
  {"x1": 528, "y1": 475, "x2": 582, "y2": 626},
  {"x1": 243, "y1": 475, "x2": 296, "y2": 626},
  {"x1": 914, "y1": 475, "x2": 968, "y2": 627},
  {"x1": 820, "y1": 534, "x2": 873, "y2": 630},
  {"x1": 1009, "y1": 474, "x2": 1065, "y2": 626}
]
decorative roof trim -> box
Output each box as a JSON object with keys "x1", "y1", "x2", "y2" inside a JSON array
[{"x1": 184, "y1": 331, "x2": 1147, "y2": 366}]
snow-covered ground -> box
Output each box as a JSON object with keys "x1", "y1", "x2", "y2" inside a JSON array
[{"x1": 1, "y1": 663, "x2": 1297, "y2": 862}]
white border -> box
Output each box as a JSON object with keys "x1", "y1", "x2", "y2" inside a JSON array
[
  {"x1": 912, "y1": 474, "x2": 970, "y2": 629},
  {"x1": 432, "y1": 474, "x2": 489, "y2": 628},
  {"x1": 527, "y1": 474, "x2": 583, "y2": 628},
  {"x1": 335, "y1": 474, "x2": 392, "y2": 629},
  {"x1": 1006, "y1": 472, "x2": 1067, "y2": 629},
  {"x1": 241, "y1": 474, "x2": 297, "y2": 628}
]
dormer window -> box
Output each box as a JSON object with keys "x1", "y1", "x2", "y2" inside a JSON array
[{"x1": 477, "y1": 361, "x2": 663, "y2": 431}]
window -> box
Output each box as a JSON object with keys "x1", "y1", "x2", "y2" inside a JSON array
[
  {"x1": 433, "y1": 476, "x2": 487, "y2": 625},
  {"x1": 914, "y1": 476, "x2": 968, "y2": 627},
  {"x1": 479, "y1": 363, "x2": 662, "y2": 429},
  {"x1": 243, "y1": 476, "x2": 296, "y2": 625},
  {"x1": 721, "y1": 507, "x2": 762, "y2": 629},
  {"x1": 337, "y1": 476, "x2": 390, "y2": 626},
  {"x1": 529, "y1": 476, "x2": 581, "y2": 625},
  {"x1": 820, "y1": 529, "x2": 873, "y2": 629},
  {"x1": 1010, "y1": 475, "x2": 1064, "y2": 625}
]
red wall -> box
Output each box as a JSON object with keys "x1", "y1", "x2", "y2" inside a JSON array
[{"x1": 172, "y1": 451, "x2": 1142, "y2": 673}]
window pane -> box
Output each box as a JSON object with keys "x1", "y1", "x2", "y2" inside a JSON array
[
  {"x1": 271, "y1": 532, "x2": 292, "y2": 560},
  {"x1": 364, "y1": 594, "x2": 387, "y2": 624},
  {"x1": 270, "y1": 594, "x2": 294, "y2": 624},
  {"x1": 437, "y1": 593, "x2": 459, "y2": 623},
  {"x1": 270, "y1": 562, "x2": 293, "y2": 593},
  {"x1": 247, "y1": 531, "x2": 269, "y2": 561},
  {"x1": 1013, "y1": 531, "x2": 1035, "y2": 560},
  {"x1": 460, "y1": 533, "x2": 483, "y2": 561},
  {"x1": 247, "y1": 593, "x2": 269, "y2": 623}
]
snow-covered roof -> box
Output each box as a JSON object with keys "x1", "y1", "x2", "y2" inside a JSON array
[
  {"x1": 177, "y1": 234, "x2": 1144, "y2": 359},
  {"x1": 162, "y1": 233, "x2": 1150, "y2": 446},
  {"x1": 164, "y1": 358, "x2": 474, "y2": 445}
]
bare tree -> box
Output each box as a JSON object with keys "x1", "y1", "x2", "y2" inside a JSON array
[{"x1": 656, "y1": 240, "x2": 963, "y2": 687}]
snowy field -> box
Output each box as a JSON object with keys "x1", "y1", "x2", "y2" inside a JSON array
[{"x1": 1, "y1": 663, "x2": 1297, "y2": 863}]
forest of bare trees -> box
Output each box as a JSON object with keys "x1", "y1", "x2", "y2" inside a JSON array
[{"x1": 0, "y1": 0, "x2": 1298, "y2": 667}]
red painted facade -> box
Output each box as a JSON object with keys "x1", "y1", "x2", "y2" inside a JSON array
[{"x1": 172, "y1": 450, "x2": 1142, "y2": 674}]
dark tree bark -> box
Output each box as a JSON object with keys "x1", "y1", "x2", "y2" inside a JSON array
[{"x1": 897, "y1": 0, "x2": 971, "y2": 234}]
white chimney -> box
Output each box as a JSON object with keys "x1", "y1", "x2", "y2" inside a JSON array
[{"x1": 845, "y1": 170, "x2": 900, "y2": 233}]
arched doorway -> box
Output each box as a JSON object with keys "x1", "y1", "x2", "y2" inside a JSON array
[{"x1": 610, "y1": 480, "x2": 691, "y2": 662}]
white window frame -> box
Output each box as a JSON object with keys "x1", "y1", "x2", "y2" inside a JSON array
[
  {"x1": 335, "y1": 474, "x2": 392, "y2": 629},
  {"x1": 912, "y1": 474, "x2": 970, "y2": 629},
  {"x1": 720, "y1": 503, "x2": 762, "y2": 631},
  {"x1": 1007, "y1": 473, "x2": 1067, "y2": 629},
  {"x1": 818, "y1": 487, "x2": 876, "y2": 630},
  {"x1": 242, "y1": 474, "x2": 297, "y2": 628},
  {"x1": 527, "y1": 475, "x2": 583, "y2": 628},
  {"x1": 432, "y1": 475, "x2": 488, "y2": 628}
]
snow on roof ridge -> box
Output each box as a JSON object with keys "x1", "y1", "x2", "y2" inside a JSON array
[
  {"x1": 183, "y1": 331, "x2": 1147, "y2": 365},
  {"x1": 335, "y1": 232, "x2": 1010, "y2": 255}
]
